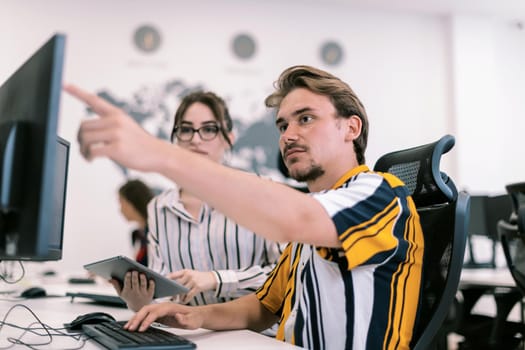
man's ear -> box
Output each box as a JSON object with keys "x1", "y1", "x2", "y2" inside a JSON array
[{"x1": 344, "y1": 115, "x2": 362, "y2": 142}]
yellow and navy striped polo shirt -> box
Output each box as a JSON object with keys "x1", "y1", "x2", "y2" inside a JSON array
[{"x1": 256, "y1": 165, "x2": 424, "y2": 350}]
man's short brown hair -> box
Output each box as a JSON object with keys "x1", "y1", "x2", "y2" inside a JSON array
[{"x1": 265, "y1": 65, "x2": 369, "y2": 165}]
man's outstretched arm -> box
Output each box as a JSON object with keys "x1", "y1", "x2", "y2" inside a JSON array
[{"x1": 65, "y1": 84, "x2": 340, "y2": 248}]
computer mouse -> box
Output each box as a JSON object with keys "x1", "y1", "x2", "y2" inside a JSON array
[
  {"x1": 66, "y1": 312, "x2": 116, "y2": 331},
  {"x1": 20, "y1": 286, "x2": 47, "y2": 298}
]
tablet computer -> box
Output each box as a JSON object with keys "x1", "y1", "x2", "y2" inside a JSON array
[{"x1": 83, "y1": 255, "x2": 188, "y2": 298}]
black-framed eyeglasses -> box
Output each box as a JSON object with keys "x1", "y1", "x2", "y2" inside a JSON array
[{"x1": 171, "y1": 124, "x2": 221, "y2": 142}]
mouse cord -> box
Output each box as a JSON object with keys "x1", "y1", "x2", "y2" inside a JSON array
[
  {"x1": 0, "y1": 304, "x2": 87, "y2": 350},
  {"x1": 0, "y1": 261, "x2": 25, "y2": 284}
]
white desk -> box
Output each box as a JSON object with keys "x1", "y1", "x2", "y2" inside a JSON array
[
  {"x1": 460, "y1": 267, "x2": 516, "y2": 289},
  {"x1": 0, "y1": 277, "x2": 301, "y2": 349},
  {"x1": 458, "y1": 266, "x2": 524, "y2": 347},
  {"x1": 460, "y1": 267, "x2": 521, "y2": 318}
]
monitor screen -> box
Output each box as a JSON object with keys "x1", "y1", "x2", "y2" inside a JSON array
[
  {"x1": 468, "y1": 194, "x2": 513, "y2": 239},
  {"x1": 484, "y1": 194, "x2": 513, "y2": 237},
  {"x1": 33, "y1": 136, "x2": 70, "y2": 261},
  {"x1": 467, "y1": 195, "x2": 488, "y2": 236},
  {"x1": 0, "y1": 34, "x2": 66, "y2": 260}
]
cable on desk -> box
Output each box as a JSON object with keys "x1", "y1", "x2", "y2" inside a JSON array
[
  {"x1": 0, "y1": 303, "x2": 89, "y2": 350},
  {"x1": 0, "y1": 261, "x2": 25, "y2": 284}
]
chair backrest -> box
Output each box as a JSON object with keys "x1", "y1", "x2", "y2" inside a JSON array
[
  {"x1": 506, "y1": 182, "x2": 525, "y2": 233},
  {"x1": 374, "y1": 134, "x2": 469, "y2": 350},
  {"x1": 499, "y1": 182, "x2": 525, "y2": 295}
]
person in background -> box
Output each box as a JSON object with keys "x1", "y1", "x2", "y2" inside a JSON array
[
  {"x1": 112, "y1": 91, "x2": 284, "y2": 318},
  {"x1": 118, "y1": 179, "x2": 155, "y2": 266},
  {"x1": 67, "y1": 65, "x2": 423, "y2": 349}
]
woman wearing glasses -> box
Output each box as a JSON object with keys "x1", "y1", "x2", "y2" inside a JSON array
[{"x1": 112, "y1": 91, "x2": 283, "y2": 312}]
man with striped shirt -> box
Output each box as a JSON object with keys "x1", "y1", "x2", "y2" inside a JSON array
[{"x1": 68, "y1": 65, "x2": 424, "y2": 349}]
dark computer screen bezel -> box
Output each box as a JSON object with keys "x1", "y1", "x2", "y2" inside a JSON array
[
  {"x1": 33, "y1": 136, "x2": 70, "y2": 261},
  {"x1": 0, "y1": 33, "x2": 66, "y2": 260}
]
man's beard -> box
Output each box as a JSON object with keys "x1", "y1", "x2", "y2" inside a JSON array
[{"x1": 288, "y1": 160, "x2": 325, "y2": 183}]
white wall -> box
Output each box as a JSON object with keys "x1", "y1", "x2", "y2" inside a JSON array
[
  {"x1": 0, "y1": 0, "x2": 523, "y2": 273},
  {"x1": 451, "y1": 15, "x2": 525, "y2": 194}
]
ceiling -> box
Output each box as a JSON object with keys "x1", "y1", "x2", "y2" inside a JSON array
[{"x1": 303, "y1": 0, "x2": 525, "y2": 22}]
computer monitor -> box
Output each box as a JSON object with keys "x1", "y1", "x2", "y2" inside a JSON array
[
  {"x1": 467, "y1": 195, "x2": 488, "y2": 236},
  {"x1": 0, "y1": 33, "x2": 67, "y2": 260},
  {"x1": 484, "y1": 194, "x2": 513, "y2": 237},
  {"x1": 465, "y1": 194, "x2": 513, "y2": 268},
  {"x1": 34, "y1": 136, "x2": 70, "y2": 261}
]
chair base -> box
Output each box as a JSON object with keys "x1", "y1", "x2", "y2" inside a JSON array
[{"x1": 457, "y1": 314, "x2": 524, "y2": 350}]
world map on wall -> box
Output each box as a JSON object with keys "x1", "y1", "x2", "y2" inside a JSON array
[{"x1": 83, "y1": 79, "x2": 288, "y2": 182}]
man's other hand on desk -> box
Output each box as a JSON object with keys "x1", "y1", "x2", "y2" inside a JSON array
[
  {"x1": 124, "y1": 294, "x2": 277, "y2": 333},
  {"x1": 125, "y1": 301, "x2": 204, "y2": 332}
]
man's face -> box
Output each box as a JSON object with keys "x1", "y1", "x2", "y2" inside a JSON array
[{"x1": 275, "y1": 88, "x2": 348, "y2": 183}]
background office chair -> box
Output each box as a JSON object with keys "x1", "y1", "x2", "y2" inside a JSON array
[
  {"x1": 374, "y1": 134, "x2": 469, "y2": 350},
  {"x1": 497, "y1": 182, "x2": 525, "y2": 348},
  {"x1": 454, "y1": 184, "x2": 522, "y2": 349},
  {"x1": 500, "y1": 182, "x2": 525, "y2": 294}
]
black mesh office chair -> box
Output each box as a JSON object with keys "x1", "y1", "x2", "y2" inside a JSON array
[
  {"x1": 455, "y1": 183, "x2": 523, "y2": 349},
  {"x1": 500, "y1": 182, "x2": 525, "y2": 296},
  {"x1": 498, "y1": 182, "x2": 525, "y2": 345},
  {"x1": 374, "y1": 134, "x2": 469, "y2": 350}
]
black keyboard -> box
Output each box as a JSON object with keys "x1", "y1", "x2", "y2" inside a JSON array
[
  {"x1": 82, "y1": 321, "x2": 196, "y2": 350},
  {"x1": 66, "y1": 292, "x2": 127, "y2": 308}
]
